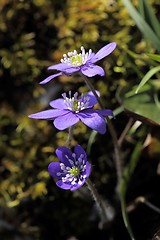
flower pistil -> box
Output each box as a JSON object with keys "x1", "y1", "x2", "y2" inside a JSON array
[
  {"x1": 60, "y1": 46, "x2": 92, "y2": 67},
  {"x1": 62, "y1": 91, "x2": 90, "y2": 113},
  {"x1": 57, "y1": 152, "x2": 87, "y2": 185}
]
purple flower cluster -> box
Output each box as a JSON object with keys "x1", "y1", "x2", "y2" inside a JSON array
[
  {"x1": 29, "y1": 91, "x2": 113, "y2": 134},
  {"x1": 48, "y1": 145, "x2": 91, "y2": 191},
  {"x1": 40, "y1": 42, "x2": 116, "y2": 84},
  {"x1": 29, "y1": 42, "x2": 116, "y2": 191}
]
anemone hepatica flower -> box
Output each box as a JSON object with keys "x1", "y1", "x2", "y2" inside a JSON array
[
  {"x1": 48, "y1": 145, "x2": 91, "y2": 191},
  {"x1": 40, "y1": 42, "x2": 116, "y2": 84},
  {"x1": 29, "y1": 91, "x2": 113, "y2": 134}
]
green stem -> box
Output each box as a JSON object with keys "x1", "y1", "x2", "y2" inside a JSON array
[
  {"x1": 118, "y1": 118, "x2": 134, "y2": 147},
  {"x1": 86, "y1": 178, "x2": 108, "y2": 223},
  {"x1": 135, "y1": 196, "x2": 160, "y2": 214},
  {"x1": 80, "y1": 72, "x2": 104, "y2": 108},
  {"x1": 66, "y1": 126, "x2": 74, "y2": 148},
  {"x1": 80, "y1": 73, "x2": 122, "y2": 186}
]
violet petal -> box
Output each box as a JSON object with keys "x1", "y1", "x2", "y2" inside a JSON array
[
  {"x1": 81, "y1": 64, "x2": 105, "y2": 77},
  {"x1": 70, "y1": 179, "x2": 86, "y2": 191},
  {"x1": 85, "y1": 162, "x2": 91, "y2": 177},
  {"x1": 85, "y1": 90, "x2": 100, "y2": 108},
  {"x1": 56, "y1": 146, "x2": 73, "y2": 167},
  {"x1": 74, "y1": 145, "x2": 87, "y2": 162},
  {"x1": 95, "y1": 109, "x2": 114, "y2": 117},
  {"x1": 78, "y1": 110, "x2": 106, "y2": 134},
  {"x1": 39, "y1": 72, "x2": 62, "y2": 84},
  {"x1": 48, "y1": 162, "x2": 65, "y2": 179},
  {"x1": 54, "y1": 112, "x2": 79, "y2": 130},
  {"x1": 64, "y1": 67, "x2": 80, "y2": 75},
  {"x1": 49, "y1": 98, "x2": 66, "y2": 109},
  {"x1": 28, "y1": 109, "x2": 66, "y2": 120},
  {"x1": 56, "y1": 180, "x2": 71, "y2": 190},
  {"x1": 90, "y1": 42, "x2": 116, "y2": 63},
  {"x1": 48, "y1": 63, "x2": 70, "y2": 71}
]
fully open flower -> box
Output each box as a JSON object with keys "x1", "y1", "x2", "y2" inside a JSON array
[
  {"x1": 40, "y1": 42, "x2": 116, "y2": 84},
  {"x1": 48, "y1": 145, "x2": 91, "y2": 191},
  {"x1": 28, "y1": 91, "x2": 113, "y2": 134}
]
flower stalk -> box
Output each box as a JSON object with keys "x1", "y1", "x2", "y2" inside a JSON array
[
  {"x1": 66, "y1": 126, "x2": 74, "y2": 148},
  {"x1": 86, "y1": 178, "x2": 108, "y2": 223},
  {"x1": 80, "y1": 73, "x2": 122, "y2": 187}
]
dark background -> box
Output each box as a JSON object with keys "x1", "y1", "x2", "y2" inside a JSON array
[{"x1": 0, "y1": 0, "x2": 160, "y2": 239}]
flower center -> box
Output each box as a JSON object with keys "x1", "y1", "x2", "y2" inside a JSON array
[
  {"x1": 70, "y1": 166, "x2": 80, "y2": 177},
  {"x1": 57, "y1": 153, "x2": 87, "y2": 186},
  {"x1": 72, "y1": 100, "x2": 79, "y2": 112},
  {"x1": 60, "y1": 46, "x2": 92, "y2": 67},
  {"x1": 62, "y1": 91, "x2": 90, "y2": 113}
]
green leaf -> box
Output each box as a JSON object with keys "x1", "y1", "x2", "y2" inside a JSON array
[
  {"x1": 122, "y1": 0, "x2": 160, "y2": 51},
  {"x1": 154, "y1": 92, "x2": 160, "y2": 110},
  {"x1": 135, "y1": 66, "x2": 160, "y2": 93},
  {"x1": 138, "y1": 0, "x2": 160, "y2": 39},
  {"x1": 119, "y1": 84, "x2": 160, "y2": 126},
  {"x1": 120, "y1": 142, "x2": 143, "y2": 240},
  {"x1": 138, "y1": 0, "x2": 145, "y2": 18},
  {"x1": 113, "y1": 106, "x2": 124, "y2": 116},
  {"x1": 147, "y1": 53, "x2": 160, "y2": 63},
  {"x1": 87, "y1": 130, "x2": 97, "y2": 154}
]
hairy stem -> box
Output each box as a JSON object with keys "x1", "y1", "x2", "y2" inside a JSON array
[
  {"x1": 128, "y1": 196, "x2": 160, "y2": 214},
  {"x1": 86, "y1": 178, "x2": 108, "y2": 223},
  {"x1": 66, "y1": 126, "x2": 74, "y2": 148},
  {"x1": 80, "y1": 73, "x2": 122, "y2": 186},
  {"x1": 118, "y1": 118, "x2": 134, "y2": 147}
]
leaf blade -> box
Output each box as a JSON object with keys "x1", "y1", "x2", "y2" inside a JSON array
[
  {"x1": 122, "y1": 0, "x2": 160, "y2": 51},
  {"x1": 120, "y1": 142, "x2": 143, "y2": 240},
  {"x1": 135, "y1": 66, "x2": 160, "y2": 93},
  {"x1": 141, "y1": 0, "x2": 160, "y2": 39},
  {"x1": 147, "y1": 54, "x2": 160, "y2": 63}
]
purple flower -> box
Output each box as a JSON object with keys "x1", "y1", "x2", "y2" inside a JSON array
[
  {"x1": 28, "y1": 91, "x2": 113, "y2": 134},
  {"x1": 40, "y1": 42, "x2": 116, "y2": 84},
  {"x1": 48, "y1": 145, "x2": 91, "y2": 191}
]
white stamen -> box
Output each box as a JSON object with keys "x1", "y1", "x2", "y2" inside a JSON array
[
  {"x1": 60, "y1": 163, "x2": 65, "y2": 170},
  {"x1": 69, "y1": 159, "x2": 74, "y2": 166},
  {"x1": 71, "y1": 179, "x2": 76, "y2": 185},
  {"x1": 78, "y1": 180, "x2": 82, "y2": 185},
  {"x1": 57, "y1": 172, "x2": 62, "y2": 176},
  {"x1": 62, "y1": 177, "x2": 66, "y2": 182},
  {"x1": 60, "y1": 46, "x2": 93, "y2": 67},
  {"x1": 57, "y1": 149, "x2": 89, "y2": 186},
  {"x1": 66, "y1": 166, "x2": 71, "y2": 171},
  {"x1": 62, "y1": 91, "x2": 90, "y2": 113},
  {"x1": 72, "y1": 153, "x2": 76, "y2": 158},
  {"x1": 78, "y1": 157, "x2": 82, "y2": 163},
  {"x1": 75, "y1": 161, "x2": 79, "y2": 166}
]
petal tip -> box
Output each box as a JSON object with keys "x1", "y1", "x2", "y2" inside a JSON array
[
  {"x1": 112, "y1": 42, "x2": 117, "y2": 49},
  {"x1": 28, "y1": 114, "x2": 34, "y2": 118},
  {"x1": 39, "y1": 81, "x2": 46, "y2": 85}
]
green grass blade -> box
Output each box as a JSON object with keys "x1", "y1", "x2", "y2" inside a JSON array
[
  {"x1": 87, "y1": 130, "x2": 97, "y2": 154},
  {"x1": 138, "y1": 0, "x2": 145, "y2": 18},
  {"x1": 119, "y1": 142, "x2": 143, "y2": 240},
  {"x1": 135, "y1": 66, "x2": 160, "y2": 93},
  {"x1": 113, "y1": 106, "x2": 124, "y2": 116},
  {"x1": 122, "y1": 0, "x2": 160, "y2": 51},
  {"x1": 147, "y1": 53, "x2": 160, "y2": 63},
  {"x1": 141, "y1": 0, "x2": 160, "y2": 39}
]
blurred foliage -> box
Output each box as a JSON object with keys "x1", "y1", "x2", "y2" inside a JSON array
[{"x1": 0, "y1": 0, "x2": 160, "y2": 239}]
